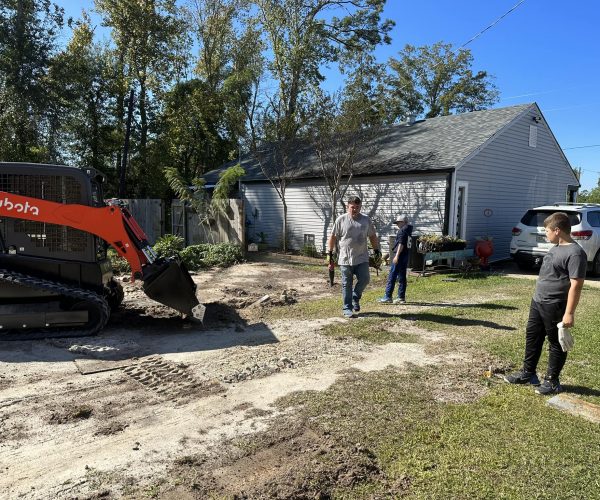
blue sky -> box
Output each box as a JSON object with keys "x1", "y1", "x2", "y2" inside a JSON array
[
  {"x1": 61, "y1": 0, "x2": 600, "y2": 190},
  {"x1": 376, "y1": 0, "x2": 600, "y2": 191}
]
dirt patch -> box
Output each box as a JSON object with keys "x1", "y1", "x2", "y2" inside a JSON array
[
  {"x1": 48, "y1": 404, "x2": 94, "y2": 424},
  {"x1": 0, "y1": 418, "x2": 28, "y2": 443},
  {"x1": 94, "y1": 421, "x2": 129, "y2": 437},
  {"x1": 162, "y1": 419, "x2": 389, "y2": 499},
  {"x1": 0, "y1": 262, "x2": 501, "y2": 499}
]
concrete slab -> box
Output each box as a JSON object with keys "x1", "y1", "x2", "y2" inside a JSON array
[{"x1": 547, "y1": 394, "x2": 600, "y2": 424}]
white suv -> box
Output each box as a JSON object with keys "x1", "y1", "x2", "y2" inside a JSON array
[{"x1": 510, "y1": 203, "x2": 600, "y2": 275}]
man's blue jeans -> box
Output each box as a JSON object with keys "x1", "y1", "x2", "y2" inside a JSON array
[
  {"x1": 384, "y1": 254, "x2": 409, "y2": 300},
  {"x1": 340, "y1": 262, "x2": 370, "y2": 312}
]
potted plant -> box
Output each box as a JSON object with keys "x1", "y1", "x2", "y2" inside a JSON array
[{"x1": 417, "y1": 234, "x2": 467, "y2": 253}]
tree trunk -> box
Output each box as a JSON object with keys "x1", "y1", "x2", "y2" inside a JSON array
[
  {"x1": 139, "y1": 79, "x2": 148, "y2": 196},
  {"x1": 119, "y1": 88, "x2": 134, "y2": 198},
  {"x1": 114, "y1": 52, "x2": 126, "y2": 188},
  {"x1": 282, "y1": 200, "x2": 288, "y2": 253}
]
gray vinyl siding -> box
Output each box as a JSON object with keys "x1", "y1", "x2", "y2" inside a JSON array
[
  {"x1": 243, "y1": 173, "x2": 448, "y2": 252},
  {"x1": 457, "y1": 106, "x2": 578, "y2": 260}
]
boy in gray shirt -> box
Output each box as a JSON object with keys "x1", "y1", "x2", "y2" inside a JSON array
[{"x1": 504, "y1": 212, "x2": 587, "y2": 395}]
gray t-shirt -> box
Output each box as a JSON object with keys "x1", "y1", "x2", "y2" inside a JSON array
[
  {"x1": 332, "y1": 213, "x2": 376, "y2": 266},
  {"x1": 534, "y1": 243, "x2": 587, "y2": 303}
]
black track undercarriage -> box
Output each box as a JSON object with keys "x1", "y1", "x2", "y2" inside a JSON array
[{"x1": 0, "y1": 269, "x2": 121, "y2": 341}]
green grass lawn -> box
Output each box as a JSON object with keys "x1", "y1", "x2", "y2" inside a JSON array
[
  {"x1": 271, "y1": 269, "x2": 600, "y2": 498},
  {"x1": 271, "y1": 269, "x2": 600, "y2": 402}
]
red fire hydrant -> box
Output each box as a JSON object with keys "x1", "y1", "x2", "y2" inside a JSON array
[{"x1": 475, "y1": 238, "x2": 494, "y2": 269}]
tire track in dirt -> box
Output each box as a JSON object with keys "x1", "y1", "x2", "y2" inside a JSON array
[{"x1": 0, "y1": 318, "x2": 444, "y2": 499}]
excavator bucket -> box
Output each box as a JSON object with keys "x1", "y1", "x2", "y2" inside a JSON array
[{"x1": 142, "y1": 258, "x2": 205, "y2": 322}]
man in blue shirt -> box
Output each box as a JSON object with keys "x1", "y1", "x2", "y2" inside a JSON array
[{"x1": 379, "y1": 214, "x2": 413, "y2": 304}]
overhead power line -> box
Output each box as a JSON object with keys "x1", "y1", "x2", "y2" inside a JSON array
[
  {"x1": 353, "y1": 0, "x2": 528, "y2": 118},
  {"x1": 563, "y1": 144, "x2": 600, "y2": 151},
  {"x1": 460, "y1": 0, "x2": 528, "y2": 48}
]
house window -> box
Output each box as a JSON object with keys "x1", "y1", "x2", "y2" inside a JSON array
[
  {"x1": 304, "y1": 234, "x2": 315, "y2": 246},
  {"x1": 529, "y1": 125, "x2": 537, "y2": 147}
]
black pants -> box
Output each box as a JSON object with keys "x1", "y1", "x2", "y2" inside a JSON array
[{"x1": 523, "y1": 299, "x2": 567, "y2": 379}]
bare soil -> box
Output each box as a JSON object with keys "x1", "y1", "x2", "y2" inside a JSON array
[{"x1": 0, "y1": 262, "x2": 475, "y2": 499}]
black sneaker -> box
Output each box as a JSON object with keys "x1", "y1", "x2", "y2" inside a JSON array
[
  {"x1": 535, "y1": 376, "x2": 561, "y2": 395},
  {"x1": 352, "y1": 301, "x2": 360, "y2": 313},
  {"x1": 503, "y1": 370, "x2": 540, "y2": 386}
]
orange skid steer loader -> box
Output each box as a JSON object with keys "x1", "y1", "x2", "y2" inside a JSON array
[{"x1": 0, "y1": 162, "x2": 204, "y2": 340}]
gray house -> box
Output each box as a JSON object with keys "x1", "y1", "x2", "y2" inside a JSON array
[{"x1": 204, "y1": 103, "x2": 579, "y2": 261}]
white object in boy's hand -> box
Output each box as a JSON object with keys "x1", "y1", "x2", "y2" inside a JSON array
[{"x1": 557, "y1": 321, "x2": 574, "y2": 352}]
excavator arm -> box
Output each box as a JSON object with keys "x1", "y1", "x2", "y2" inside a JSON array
[{"x1": 0, "y1": 191, "x2": 204, "y2": 321}]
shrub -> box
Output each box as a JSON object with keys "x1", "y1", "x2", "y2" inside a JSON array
[
  {"x1": 109, "y1": 241, "x2": 243, "y2": 274},
  {"x1": 153, "y1": 234, "x2": 184, "y2": 259},
  {"x1": 300, "y1": 244, "x2": 320, "y2": 258},
  {"x1": 180, "y1": 243, "x2": 244, "y2": 270},
  {"x1": 107, "y1": 248, "x2": 131, "y2": 275}
]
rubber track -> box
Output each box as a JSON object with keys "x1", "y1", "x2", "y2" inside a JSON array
[{"x1": 0, "y1": 268, "x2": 110, "y2": 341}]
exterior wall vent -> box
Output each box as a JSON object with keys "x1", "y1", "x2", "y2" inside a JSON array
[{"x1": 529, "y1": 125, "x2": 538, "y2": 147}]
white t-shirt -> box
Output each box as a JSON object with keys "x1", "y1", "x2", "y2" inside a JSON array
[{"x1": 331, "y1": 213, "x2": 376, "y2": 266}]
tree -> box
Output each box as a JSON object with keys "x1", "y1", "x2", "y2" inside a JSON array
[
  {"x1": 0, "y1": 0, "x2": 64, "y2": 160},
  {"x1": 252, "y1": 0, "x2": 392, "y2": 140},
  {"x1": 307, "y1": 57, "x2": 385, "y2": 222},
  {"x1": 165, "y1": 163, "x2": 245, "y2": 242},
  {"x1": 578, "y1": 177, "x2": 600, "y2": 204},
  {"x1": 387, "y1": 42, "x2": 499, "y2": 121},
  {"x1": 95, "y1": 0, "x2": 188, "y2": 196},
  {"x1": 47, "y1": 13, "x2": 119, "y2": 179},
  {"x1": 248, "y1": 0, "x2": 393, "y2": 251},
  {"x1": 157, "y1": 0, "x2": 263, "y2": 178}
]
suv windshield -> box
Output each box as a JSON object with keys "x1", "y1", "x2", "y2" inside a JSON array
[{"x1": 521, "y1": 210, "x2": 581, "y2": 227}]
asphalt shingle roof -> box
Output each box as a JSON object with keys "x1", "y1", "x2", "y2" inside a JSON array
[{"x1": 203, "y1": 103, "x2": 533, "y2": 183}]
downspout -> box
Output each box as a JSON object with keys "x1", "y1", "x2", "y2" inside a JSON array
[{"x1": 443, "y1": 170, "x2": 454, "y2": 235}]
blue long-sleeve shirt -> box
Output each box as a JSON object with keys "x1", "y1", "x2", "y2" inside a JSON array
[{"x1": 392, "y1": 224, "x2": 413, "y2": 257}]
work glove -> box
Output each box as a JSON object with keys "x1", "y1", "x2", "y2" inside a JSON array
[
  {"x1": 327, "y1": 251, "x2": 335, "y2": 266},
  {"x1": 370, "y1": 248, "x2": 383, "y2": 271},
  {"x1": 557, "y1": 322, "x2": 574, "y2": 352},
  {"x1": 373, "y1": 248, "x2": 382, "y2": 263}
]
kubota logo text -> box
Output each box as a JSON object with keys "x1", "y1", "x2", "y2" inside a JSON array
[{"x1": 0, "y1": 196, "x2": 40, "y2": 216}]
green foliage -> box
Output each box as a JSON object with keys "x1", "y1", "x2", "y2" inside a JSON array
[
  {"x1": 417, "y1": 233, "x2": 467, "y2": 252},
  {"x1": 95, "y1": 0, "x2": 188, "y2": 197},
  {"x1": 152, "y1": 234, "x2": 185, "y2": 259},
  {"x1": 300, "y1": 244, "x2": 320, "y2": 258},
  {"x1": 578, "y1": 182, "x2": 600, "y2": 203},
  {"x1": 180, "y1": 243, "x2": 244, "y2": 270},
  {"x1": 387, "y1": 41, "x2": 499, "y2": 120},
  {"x1": 164, "y1": 166, "x2": 209, "y2": 217},
  {"x1": 47, "y1": 13, "x2": 118, "y2": 176},
  {"x1": 0, "y1": 0, "x2": 64, "y2": 161},
  {"x1": 107, "y1": 248, "x2": 131, "y2": 275},
  {"x1": 211, "y1": 163, "x2": 245, "y2": 214},
  {"x1": 109, "y1": 241, "x2": 242, "y2": 274}
]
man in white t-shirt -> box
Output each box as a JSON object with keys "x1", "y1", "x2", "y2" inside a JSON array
[{"x1": 328, "y1": 196, "x2": 380, "y2": 318}]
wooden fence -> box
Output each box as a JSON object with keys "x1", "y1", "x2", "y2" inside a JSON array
[
  {"x1": 123, "y1": 198, "x2": 244, "y2": 247},
  {"x1": 171, "y1": 199, "x2": 245, "y2": 246},
  {"x1": 123, "y1": 198, "x2": 164, "y2": 244}
]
